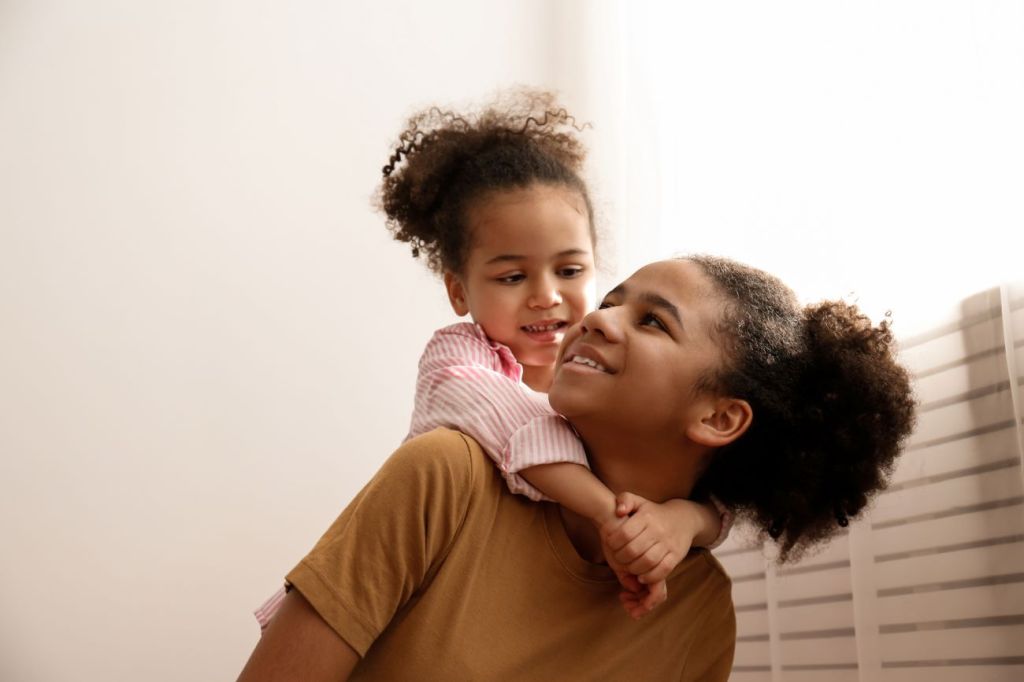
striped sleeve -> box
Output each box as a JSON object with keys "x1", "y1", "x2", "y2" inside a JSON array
[
  {"x1": 408, "y1": 324, "x2": 588, "y2": 502},
  {"x1": 253, "y1": 586, "x2": 287, "y2": 631}
]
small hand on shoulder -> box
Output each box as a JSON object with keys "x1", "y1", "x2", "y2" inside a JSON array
[{"x1": 600, "y1": 492, "x2": 711, "y2": 620}]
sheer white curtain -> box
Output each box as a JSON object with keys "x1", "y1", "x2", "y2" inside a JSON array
[
  {"x1": 557, "y1": 2, "x2": 1024, "y2": 680},
  {"x1": 561, "y1": 1, "x2": 1024, "y2": 329}
]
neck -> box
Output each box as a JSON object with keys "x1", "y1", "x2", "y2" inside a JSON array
[
  {"x1": 557, "y1": 420, "x2": 710, "y2": 561},
  {"x1": 587, "y1": 428, "x2": 706, "y2": 502}
]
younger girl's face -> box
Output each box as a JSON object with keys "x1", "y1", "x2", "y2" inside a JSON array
[{"x1": 445, "y1": 184, "x2": 596, "y2": 391}]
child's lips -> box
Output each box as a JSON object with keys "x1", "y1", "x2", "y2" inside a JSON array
[{"x1": 521, "y1": 320, "x2": 567, "y2": 343}]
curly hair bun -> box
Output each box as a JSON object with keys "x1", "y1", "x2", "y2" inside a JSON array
[
  {"x1": 376, "y1": 88, "x2": 594, "y2": 275},
  {"x1": 784, "y1": 302, "x2": 917, "y2": 554},
  {"x1": 690, "y1": 256, "x2": 917, "y2": 562}
]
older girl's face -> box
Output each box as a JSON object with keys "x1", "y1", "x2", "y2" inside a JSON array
[{"x1": 548, "y1": 260, "x2": 726, "y2": 438}]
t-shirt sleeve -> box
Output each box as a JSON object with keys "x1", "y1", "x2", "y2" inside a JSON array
[
  {"x1": 680, "y1": 561, "x2": 736, "y2": 682},
  {"x1": 408, "y1": 324, "x2": 589, "y2": 502},
  {"x1": 285, "y1": 429, "x2": 479, "y2": 656}
]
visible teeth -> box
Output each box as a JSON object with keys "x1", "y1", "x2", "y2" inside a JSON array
[
  {"x1": 524, "y1": 323, "x2": 562, "y2": 332},
  {"x1": 570, "y1": 355, "x2": 607, "y2": 372}
]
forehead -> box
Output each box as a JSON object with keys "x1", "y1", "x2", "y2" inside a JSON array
[
  {"x1": 617, "y1": 260, "x2": 723, "y2": 333},
  {"x1": 624, "y1": 260, "x2": 716, "y2": 302},
  {"x1": 465, "y1": 185, "x2": 593, "y2": 257}
]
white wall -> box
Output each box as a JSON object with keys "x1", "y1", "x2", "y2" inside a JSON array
[
  {"x1": 3, "y1": 2, "x2": 1022, "y2": 681},
  {"x1": 0, "y1": 2, "x2": 558, "y2": 679}
]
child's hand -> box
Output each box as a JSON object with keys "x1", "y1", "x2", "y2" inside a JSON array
[
  {"x1": 600, "y1": 529, "x2": 667, "y2": 620},
  {"x1": 602, "y1": 492, "x2": 702, "y2": 588},
  {"x1": 618, "y1": 578, "x2": 668, "y2": 620}
]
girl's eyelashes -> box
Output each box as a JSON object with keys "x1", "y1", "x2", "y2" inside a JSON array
[
  {"x1": 640, "y1": 312, "x2": 668, "y2": 332},
  {"x1": 495, "y1": 265, "x2": 586, "y2": 284},
  {"x1": 597, "y1": 300, "x2": 669, "y2": 333},
  {"x1": 557, "y1": 265, "x2": 585, "y2": 278}
]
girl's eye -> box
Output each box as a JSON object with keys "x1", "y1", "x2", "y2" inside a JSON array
[
  {"x1": 557, "y1": 266, "x2": 585, "y2": 278},
  {"x1": 598, "y1": 300, "x2": 614, "y2": 310},
  {"x1": 640, "y1": 312, "x2": 668, "y2": 331},
  {"x1": 497, "y1": 273, "x2": 525, "y2": 284}
]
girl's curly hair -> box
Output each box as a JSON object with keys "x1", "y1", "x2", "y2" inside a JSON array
[
  {"x1": 689, "y1": 256, "x2": 917, "y2": 562},
  {"x1": 377, "y1": 88, "x2": 596, "y2": 274}
]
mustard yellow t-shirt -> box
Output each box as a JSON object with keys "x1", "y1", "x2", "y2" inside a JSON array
[{"x1": 287, "y1": 428, "x2": 735, "y2": 681}]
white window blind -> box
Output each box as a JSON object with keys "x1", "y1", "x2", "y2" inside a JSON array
[{"x1": 718, "y1": 283, "x2": 1024, "y2": 682}]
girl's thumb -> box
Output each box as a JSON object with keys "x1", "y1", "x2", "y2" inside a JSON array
[{"x1": 615, "y1": 491, "x2": 642, "y2": 517}]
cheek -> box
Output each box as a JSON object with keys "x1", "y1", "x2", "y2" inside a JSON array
[
  {"x1": 469, "y1": 288, "x2": 512, "y2": 316},
  {"x1": 569, "y1": 279, "x2": 598, "y2": 316}
]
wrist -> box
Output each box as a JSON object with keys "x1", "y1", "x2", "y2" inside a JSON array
[
  {"x1": 665, "y1": 498, "x2": 720, "y2": 547},
  {"x1": 589, "y1": 507, "x2": 618, "y2": 530},
  {"x1": 663, "y1": 498, "x2": 701, "y2": 534}
]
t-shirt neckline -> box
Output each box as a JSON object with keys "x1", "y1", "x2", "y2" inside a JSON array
[{"x1": 542, "y1": 503, "x2": 618, "y2": 585}]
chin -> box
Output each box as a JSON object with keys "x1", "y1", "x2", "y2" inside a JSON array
[
  {"x1": 547, "y1": 382, "x2": 567, "y2": 413},
  {"x1": 547, "y1": 382, "x2": 585, "y2": 418}
]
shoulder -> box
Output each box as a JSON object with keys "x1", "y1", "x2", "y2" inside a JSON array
[
  {"x1": 419, "y1": 323, "x2": 497, "y2": 364},
  {"x1": 425, "y1": 322, "x2": 491, "y2": 349},
  {"x1": 435, "y1": 321, "x2": 488, "y2": 339},
  {"x1": 690, "y1": 550, "x2": 736, "y2": 632},
  {"x1": 695, "y1": 550, "x2": 732, "y2": 587},
  {"x1": 669, "y1": 550, "x2": 734, "y2": 618},
  {"x1": 419, "y1": 324, "x2": 521, "y2": 380},
  {"x1": 384, "y1": 428, "x2": 494, "y2": 495},
  {"x1": 694, "y1": 551, "x2": 734, "y2": 609}
]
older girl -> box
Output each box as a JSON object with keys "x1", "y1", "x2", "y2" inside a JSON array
[{"x1": 239, "y1": 255, "x2": 915, "y2": 681}]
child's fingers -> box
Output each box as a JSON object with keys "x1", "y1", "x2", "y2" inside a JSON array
[
  {"x1": 619, "y1": 581, "x2": 668, "y2": 619},
  {"x1": 600, "y1": 516, "x2": 634, "y2": 551},
  {"x1": 614, "y1": 529, "x2": 657, "y2": 565},
  {"x1": 615, "y1": 491, "x2": 644, "y2": 518},
  {"x1": 602, "y1": 515, "x2": 645, "y2": 551},
  {"x1": 619, "y1": 590, "x2": 650, "y2": 621},
  {"x1": 637, "y1": 551, "x2": 678, "y2": 585},
  {"x1": 639, "y1": 579, "x2": 668, "y2": 612},
  {"x1": 613, "y1": 568, "x2": 643, "y2": 594},
  {"x1": 628, "y1": 544, "x2": 669, "y2": 577}
]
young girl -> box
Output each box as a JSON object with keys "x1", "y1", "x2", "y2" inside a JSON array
[{"x1": 255, "y1": 90, "x2": 727, "y2": 626}]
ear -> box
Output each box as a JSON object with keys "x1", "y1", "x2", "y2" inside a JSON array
[
  {"x1": 443, "y1": 271, "x2": 470, "y2": 317},
  {"x1": 686, "y1": 398, "x2": 752, "y2": 448}
]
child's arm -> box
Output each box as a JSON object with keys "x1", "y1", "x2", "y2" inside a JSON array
[
  {"x1": 410, "y1": 324, "x2": 592, "y2": 503},
  {"x1": 517, "y1": 462, "x2": 618, "y2": 527}
]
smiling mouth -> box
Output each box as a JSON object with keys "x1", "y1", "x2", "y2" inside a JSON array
[
  {"x1": 566, "y1": 354, "x2": 612, "y2": 374},
  {"x1": 522, "y1": 322, "x2": 567, "y2": 333}
]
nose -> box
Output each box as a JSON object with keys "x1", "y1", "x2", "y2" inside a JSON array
[
  {"x1": 528, "y1": 275, "x2": 562, "y2": 310},
  {"x1": 579, "y1": 306, "x2": 624, "y2": 343}
]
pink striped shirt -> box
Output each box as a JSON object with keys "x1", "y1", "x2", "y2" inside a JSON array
[{"x1": 406, "y1": 323, "x2": 588, "y2": 501}]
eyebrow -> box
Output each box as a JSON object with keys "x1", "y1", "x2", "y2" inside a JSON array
[
  {"x1": 605, "y1": 284, "x2": 684, "y2": 328},
  {"x1": 484, "y1": 248, "x2": 591, "y2": 266}
]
